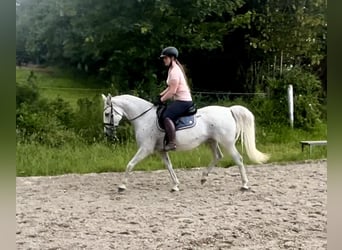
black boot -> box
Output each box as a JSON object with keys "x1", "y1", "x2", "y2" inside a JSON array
[{"x1": 163, "y1": 117, "x2": 176, "y2": 151}]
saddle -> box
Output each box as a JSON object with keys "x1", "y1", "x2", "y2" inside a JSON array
[{"x1": 156, "y1": 103, "x2": 197, "y2": 131}]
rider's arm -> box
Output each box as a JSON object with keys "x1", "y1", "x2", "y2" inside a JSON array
[
  {"x1": 160, "y1": 79, "x2": 178, "y2": 102},
  {"x1": 160, "y1": 87, "x2": 169, "y2": 96}
]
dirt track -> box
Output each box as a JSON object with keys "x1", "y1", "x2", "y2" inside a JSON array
[{"x1": 16, "y1": 160, "x2": 327, "y2": 250}]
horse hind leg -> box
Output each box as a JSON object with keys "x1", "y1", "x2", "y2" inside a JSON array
[
  {"x1": 216, "y1": 143, "x2": 224, "y2": 160},
  {"x1": 227, "y1": 144, "x2": 249, "y2": 190},
  {"x1": 201, "y1": 140, "x2": 223, "y2": 184}
]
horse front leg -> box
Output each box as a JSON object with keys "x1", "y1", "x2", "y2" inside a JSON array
[
  {"x1": 160, "y1": 152, "x2": 180, "y2": 192},
  {"x1": 118, "y1": 147, "x2": 151, "y2": 192}
]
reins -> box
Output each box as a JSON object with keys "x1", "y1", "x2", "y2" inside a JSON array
[
  {"x1": 106, "y1": 103, "x2": 154, "y2": 123},
  {"x1": 127, "y1": 106, "x2": 154, "y2": 121}
]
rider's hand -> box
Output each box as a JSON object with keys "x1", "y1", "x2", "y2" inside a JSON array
[{"x1": 153, "y1": 95, "x2": 163, "y2": 106}]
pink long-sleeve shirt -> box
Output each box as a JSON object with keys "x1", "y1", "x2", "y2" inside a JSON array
[{"x1": 166, "y1": 64, "x2": 192, "y2": 101}]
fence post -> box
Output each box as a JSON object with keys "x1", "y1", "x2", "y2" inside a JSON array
[{"x1": 287, "y1": 84, "x2": 294, "y2": 128}]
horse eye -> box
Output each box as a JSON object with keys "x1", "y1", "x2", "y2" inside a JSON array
[{"x1": 105, "y1": 112, "x2": 110, "y2": 117}]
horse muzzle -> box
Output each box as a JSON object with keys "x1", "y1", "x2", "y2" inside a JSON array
[{"x1": 103, "y1": 123, "x2": 116, "y2": 138}]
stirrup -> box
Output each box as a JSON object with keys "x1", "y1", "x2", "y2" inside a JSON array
[{"x1": 164, "y1": 142, "x2": 176, "y2": 151}]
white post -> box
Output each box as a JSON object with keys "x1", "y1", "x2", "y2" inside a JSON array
[{"x1": 287, "y1": 84, "x2": 294, "y2": 128}]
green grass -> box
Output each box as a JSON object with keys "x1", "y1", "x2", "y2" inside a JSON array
[
  {"x1": 39, "y1": 87, "x2": 103, "y2": 107},
  {"x1": 17, "y1": 142, "x2": 128, "y2": 176},
  {"x1": 16, "y1": 142, "x2": 214, "y2": 176},
  {"x1": 16, "y1": 124, "x2": 327, "y2": 177},
  {"x1": 254, "y1": 122, "x2": 327, "y2": 163},
  {"x1": 16, "y1": 67, "x2": 105, "y2": 108}
]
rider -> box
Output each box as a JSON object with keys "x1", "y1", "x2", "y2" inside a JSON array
[{"x1": 156, "y1": 46, "x2": 194, "y2": 151}]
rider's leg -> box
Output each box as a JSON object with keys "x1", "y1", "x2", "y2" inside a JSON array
[
  {"x1": 163, "y1": 117, "x2": 176, "y2": 151},
  {"x1": 162, "y1": 101, "x2": 193, "y2": 151}
]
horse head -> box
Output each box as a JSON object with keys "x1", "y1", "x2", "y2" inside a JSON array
[{"x1": 101, "y1": 93, "x2": 123, "y2": 138}]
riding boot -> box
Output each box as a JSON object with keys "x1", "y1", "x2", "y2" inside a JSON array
[{"x1": 163, "y1": 117, "x2": 177, "y2": 151}]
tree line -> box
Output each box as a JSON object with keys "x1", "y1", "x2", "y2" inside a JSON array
[{"x1": 16, "y1": 0, "x2": 327, "y2": 96}]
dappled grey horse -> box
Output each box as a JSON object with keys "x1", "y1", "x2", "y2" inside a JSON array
[{"x1": 102, "y1": 94, "x2": 269, "y2": 192}]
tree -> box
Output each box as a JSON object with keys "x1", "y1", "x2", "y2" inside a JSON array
[{"x1": 16, "y1": 0, "x2": 326, "y2": 96}]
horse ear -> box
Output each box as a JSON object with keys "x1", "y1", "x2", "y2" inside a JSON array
[
  {"x1": 101, "y1": 94, "x2": 106, "y2": 101},
  {"x1": 106, "y1": 94, "x2": 112, "y2": 105}
]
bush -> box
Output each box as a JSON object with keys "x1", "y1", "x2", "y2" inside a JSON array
[
  {"x1": 16, "y1": 101, "x2": 79, "y2": 147},
  {"x1": 49, "y1": 98, "x2": 75, "y2": 127},
  {"x1": 71, "y1": 96, "x2": 104, "y2": 143},
  {"x1": 16, "y1": 81, "x2": 80, "y2": 147},
  {"x1": 16, "y1": 79, "x2": 108, "y2": 146},
  {"x1": 16, "y1": 81, "x2": 39, "y2": 107},
  {"x1": 251, "y1": 67, "x2": 324, "y2": 130}
]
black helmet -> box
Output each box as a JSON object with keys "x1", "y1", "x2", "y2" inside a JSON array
[{"x1": 160, "y1": 46, "x2": 179, "y2": 58}]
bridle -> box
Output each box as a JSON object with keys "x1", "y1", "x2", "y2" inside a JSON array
[
  {"x1": 103, "y1": 101, "x2": 154, "y2": 139},
  {"x1": 103, "y1": 102, "x2": 117, "y2": 139},
  {"x1": 103, "y1": 102, "x2": 116, "y2": 129}
]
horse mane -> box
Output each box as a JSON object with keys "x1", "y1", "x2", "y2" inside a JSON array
[
  {"x1": 112, "y1": 94, "x2": 153, "y2": 113},
  {"x1": 113, "y1": 94, "x2": 151, "y2": 104}
]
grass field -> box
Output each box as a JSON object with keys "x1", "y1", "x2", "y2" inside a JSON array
[
  {"x1": 16, "y1": 67, "x2": 327, "y2": 177},
  {"x1": 16, "y1": 66, "x2": 105, "y2": 108},
  {"x1": 16, "y1": 131, "x2": 327, "y2": 177}
]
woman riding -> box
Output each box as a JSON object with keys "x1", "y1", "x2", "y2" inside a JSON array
[{"x1": 155, "y1": 46, "x2": 194, "y2": 151}]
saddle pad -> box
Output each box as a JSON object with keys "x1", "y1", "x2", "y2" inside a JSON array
[
  {"x1": 175, "y1": 115, "x2": 196, "y2": 130},
  {"x1": 157, "y1": 115, "x2": 197, "y2": 131}
]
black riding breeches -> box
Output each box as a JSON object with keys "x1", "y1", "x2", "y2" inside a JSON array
[{"x1": 162, "y1": 100, "x2": 193, "y2": 123}]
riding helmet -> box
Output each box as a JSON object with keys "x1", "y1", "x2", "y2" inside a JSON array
[{"x1": 160, "y1": 46, "x2": 179, "y2": 58}]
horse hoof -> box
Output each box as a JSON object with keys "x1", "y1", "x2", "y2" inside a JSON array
[
  {"x1": 200, "y1": 179, "x2": 207, "y2": 185},
  {"x1": 171, "y1": 186, "x2": 179, "y2": 192},
  {"x1": 118, "y1": 185, "x2": 126, "y2": 192},
  {"x1": 240, "y1": 186, "x2": 249, "y2": 191}
]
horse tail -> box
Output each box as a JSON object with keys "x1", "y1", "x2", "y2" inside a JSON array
[{"x1": 230, "y1": 105, "x2": 270, "y2": 164}]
